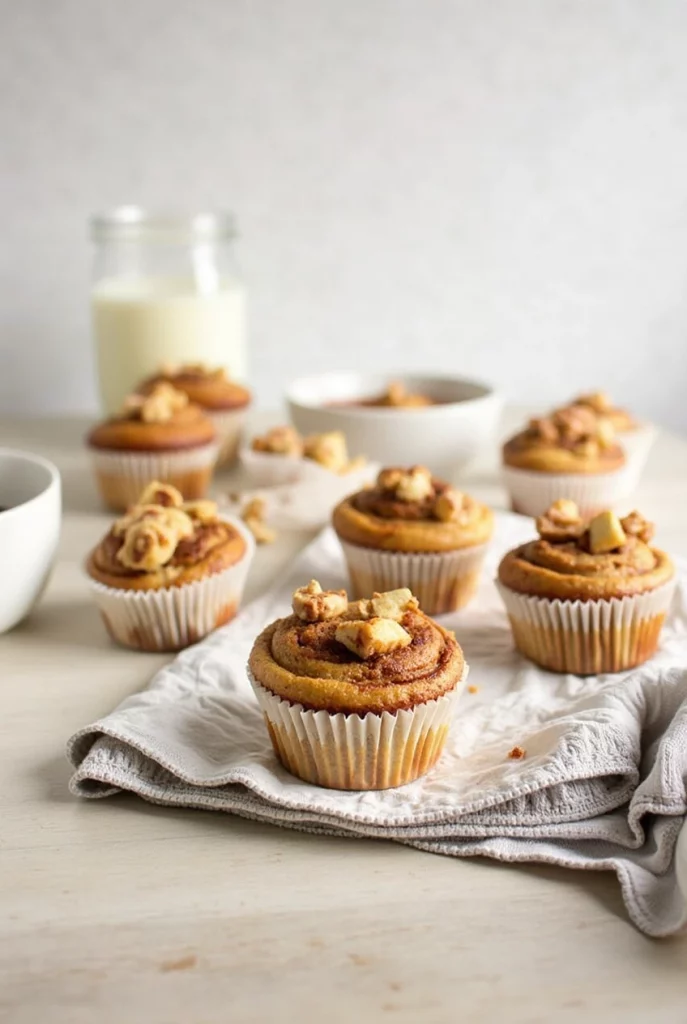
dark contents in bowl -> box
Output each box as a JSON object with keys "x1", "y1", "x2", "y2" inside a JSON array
[{"x1": 329, "y1": 381, "x2": 443, "y2": 409}]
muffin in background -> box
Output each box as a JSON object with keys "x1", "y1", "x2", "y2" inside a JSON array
[
  {"x1": 497, "y1": 500, "x2": 675, "y2": 674},
  {"x1": 568, "y1": 390, "x2": 636, "y2": 434},
  {"x1": 141, "y1": 363, "x2": 251, "y2": 467},
  {"x1": 86, "y1": 481, "x2": 253, "y2": 651},
  {"x1": 87, "y1": 382, "x2": 218, "y2": 511},
  {"x1": 560, "y1": 390, "x2": 656, "y2": 485},
  {"x1": 333, "y1": 465, "x2": 493, "y2": 615},
  {"x1": 241, "y1": 425, "x2": 368, "y2": 489},
  {"x1": 251, "y1": 425, "x2": 303, "y2": 457},
  {"x1": 301, "y1": 429, "x2": 367, "y2": 475},
  {"x1": 241, "y1": 425, "x2": 305, "y2": 486},
  {"x1": 502, "y1": 405, "x2": 632, "y2": 517},
  {"x1": 248, "y1": 581, "x2": 467, "y2": 790}
]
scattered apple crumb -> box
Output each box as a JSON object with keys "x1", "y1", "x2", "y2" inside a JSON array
[
  {"x1": 467, "y1": 684, "x2": 479, "y2": 694},
  {"x1": 241, "y1": 497, "x2": 277, "y2": 545},
  {"x1": 507, "y1": 745, "x2": 526, "y2": 760}
]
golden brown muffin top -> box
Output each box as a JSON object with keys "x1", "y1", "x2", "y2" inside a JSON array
[
  {"x1": 498, "y1": 500, "x2": 674, "y2": 601},
  {"x1": 502, "y1": 405, "x2": 625, "y2": 474},
  {"x1": 332, "y1": 466, "x2": 494, "y2": 552},
  {"x1": 567, "y1": 390, "x2": 636, "y2": 433},
  {"x1": 142, "y1": 363, "x2": 251, "y2": 411},
  {"x1": 88, "y1": 383, "x2": 217, "y2": 452},
  {"x1": 248, "y1": 581, "x2": 465, "y2": 713},
  {"x1": 86, "y1": 481, "x2": 246, "y2": 591}
]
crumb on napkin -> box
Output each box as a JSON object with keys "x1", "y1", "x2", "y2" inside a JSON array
[
  {"x1": 241, "y1": 497, "x2": 277, "y2": 545},
  {"x1": 507, "y1": 746, "x2": 526, "y2": 760}
]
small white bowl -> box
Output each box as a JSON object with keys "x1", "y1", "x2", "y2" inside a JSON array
[
  {"x1": 287, "y1": 373, "x2": 502, "y2": 479},
  {"x1": 0, "y1": 449, "x2": 61, "y2": 632}
]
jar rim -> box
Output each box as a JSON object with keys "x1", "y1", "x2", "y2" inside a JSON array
[{"x1": 90, "y1": 206, "x2": 237, "y2": 242}]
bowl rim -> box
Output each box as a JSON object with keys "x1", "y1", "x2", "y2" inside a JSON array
[
  {"x1": 286, "y1": 371, "x2": 499, "y2": 416},
  {"x1": 0, "y1": 447, "x2": 61, "y2": 522}
]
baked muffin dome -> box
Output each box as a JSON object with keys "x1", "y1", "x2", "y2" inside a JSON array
[
  {"x1": 249, "y1": 582, "x2": 467, "y2": 789},
  {"x1": 498, "y1": 502, "x2": 674, "y2": 602},
  {"x1": 88, "y1": 383, "x2": 216, "y2": 452},
  {"x1": 567, "y1": 390, "x2": 636, "y2": 433},
  {"x1": 250, "y1": 585, "x2": 464, "y2": 715},
  {"x1": 496, "y1": 501, "x2": 675, "y2": 674},
  {"x1": 503, "y1": 405, "x2": 625, "y2": 475},
  {"x1": 86, "y1": 482, "x2": 246, "y2": 592},
  {"x1": 333, "y1": 466, "x2": 493, "y2": 615},
  {"x1": 141, "y1": 363, "x2": 251, "y2": 412},
  {"x1": 333, "y1": 466, "x2": 493, "y2": 553},
  {"x1": 86, "y1": 482, "x2": 254, "y2": 652}
]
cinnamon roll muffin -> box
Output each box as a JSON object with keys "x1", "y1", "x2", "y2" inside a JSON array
[
  {"x1": 242, "y1": 424, "x2": 368, "y2": 489},
  {"x1": 497, "y1": 500, "x2": 675, "y2": 674},
  {"x1": 561, "y1": 391, "x2": 656, "y2": 485},
  {"x1": 248, "y1": 581, "x2": 467, "y2": 789},
  {"x1": 568, "y1": 390, "x2": 636, "y2": 434},
  {"x1": 87, "y1": 382, "x2": 218, "y2": 511},
  {"x1": 239, "y1": 425, "x2": 306, "y2": 486},
  {"x1": 333, "y1": 466, "x2": 493, "y2": 614},
  {"x1": 86, "y1": 481, "x2": 253, "y2": 651},
  {"x1": 141, "y1": 364, "x2": 251, "y2": 466},
  {"x1": 502, "y1": 405, "x2": 631, "y2": 517}
]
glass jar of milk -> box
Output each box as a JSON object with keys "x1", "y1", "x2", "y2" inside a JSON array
[{"x1": 91, "y1": 207, "x2": 247, "y2": 414}]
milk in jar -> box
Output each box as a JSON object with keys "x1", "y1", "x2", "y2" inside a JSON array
[{"x1": 90, "y1": 209, "x2": 246, "y2": 414}]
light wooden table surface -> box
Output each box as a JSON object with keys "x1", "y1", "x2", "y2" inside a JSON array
[{"x1": 1, "y1": 415, "x2": 686, "y2": 1024}]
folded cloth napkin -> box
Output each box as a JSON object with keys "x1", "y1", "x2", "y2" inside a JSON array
[{"x1": 68, "y1": 513, "x2": 687, "y2": 938}]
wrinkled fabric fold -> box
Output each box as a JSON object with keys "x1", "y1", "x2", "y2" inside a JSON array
[{"x1": 67, "y1": 515, "x2": 687, "y2": 937}]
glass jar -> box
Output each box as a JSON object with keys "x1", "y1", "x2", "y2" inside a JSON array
[{"x1": 90, "y1": 207, "x2": 247, "y2": 414}]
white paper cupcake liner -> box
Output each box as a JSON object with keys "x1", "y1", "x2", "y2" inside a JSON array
[
  {"x1": 208, "y1": 408, "x2": 248, "y2": 467},
  {"x1": 90, "y1": 442, "x2": 219, "y2": 511},
  {"x1": 248, "y1": 664, "x2": 467, "y2": 790},
  {"x1": 501, "y1": 463, "x2": 635, "y2": 518},
  {"x1": 619, "y1": 422, "x2": 658, "y2": 490},
  {"x1": 496, "y1": 577, "x2": 676, "y2": 675},
  {"x1": 338, "y1": 538, "x2": 489, "y2": 615},
  {"x1": 89, "y1": 517, "x2": 254, "y2": 652},
  {"x1": 238, "y1": 445, "x2": 305, "y2": 487}
]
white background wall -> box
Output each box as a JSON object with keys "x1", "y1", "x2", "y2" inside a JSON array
[{"x1": 2, "y1": 0, "x2": 687, "y2": 430}]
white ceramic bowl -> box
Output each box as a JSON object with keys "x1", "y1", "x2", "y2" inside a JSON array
[
  {"x1": 287, "y1": 373, "x2": 502, "y2": 479},
  {"x1": 0, "y1": 449, "x2": 61, "y2": 632}
]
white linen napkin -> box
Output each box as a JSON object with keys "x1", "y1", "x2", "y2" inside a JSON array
[{"x1": 67, "y1": 513, "x2": 687, "y2": 937}]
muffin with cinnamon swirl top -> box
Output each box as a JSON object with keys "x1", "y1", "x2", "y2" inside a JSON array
[
  {"x1": 332, "y1": 466, "x2": 493, "y2": 614},
  {"x1": 87, "y1": 382, "x2": 218, "y2": 511},
  {"x1": 248, "y1": 581, "x2": 467, "y2": 789},
  {"x1": 497, "y1": 500, "x2": 675, "y2": 674},
  {"x1": 502, "y1": 405, "x2": 631, "y2": 517},
  {"x1": 86, "y1": 481, "x2": 253, "y2": 651},
  {"x1": 140, "y1": 363, "x2": 251, "y2": 467},
  {"x1": 559, "y1": 390, "x2": 657, "y2": 487},
  {"x1": 567, "y1": 390, "x2": 636, "y2": 435}
]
